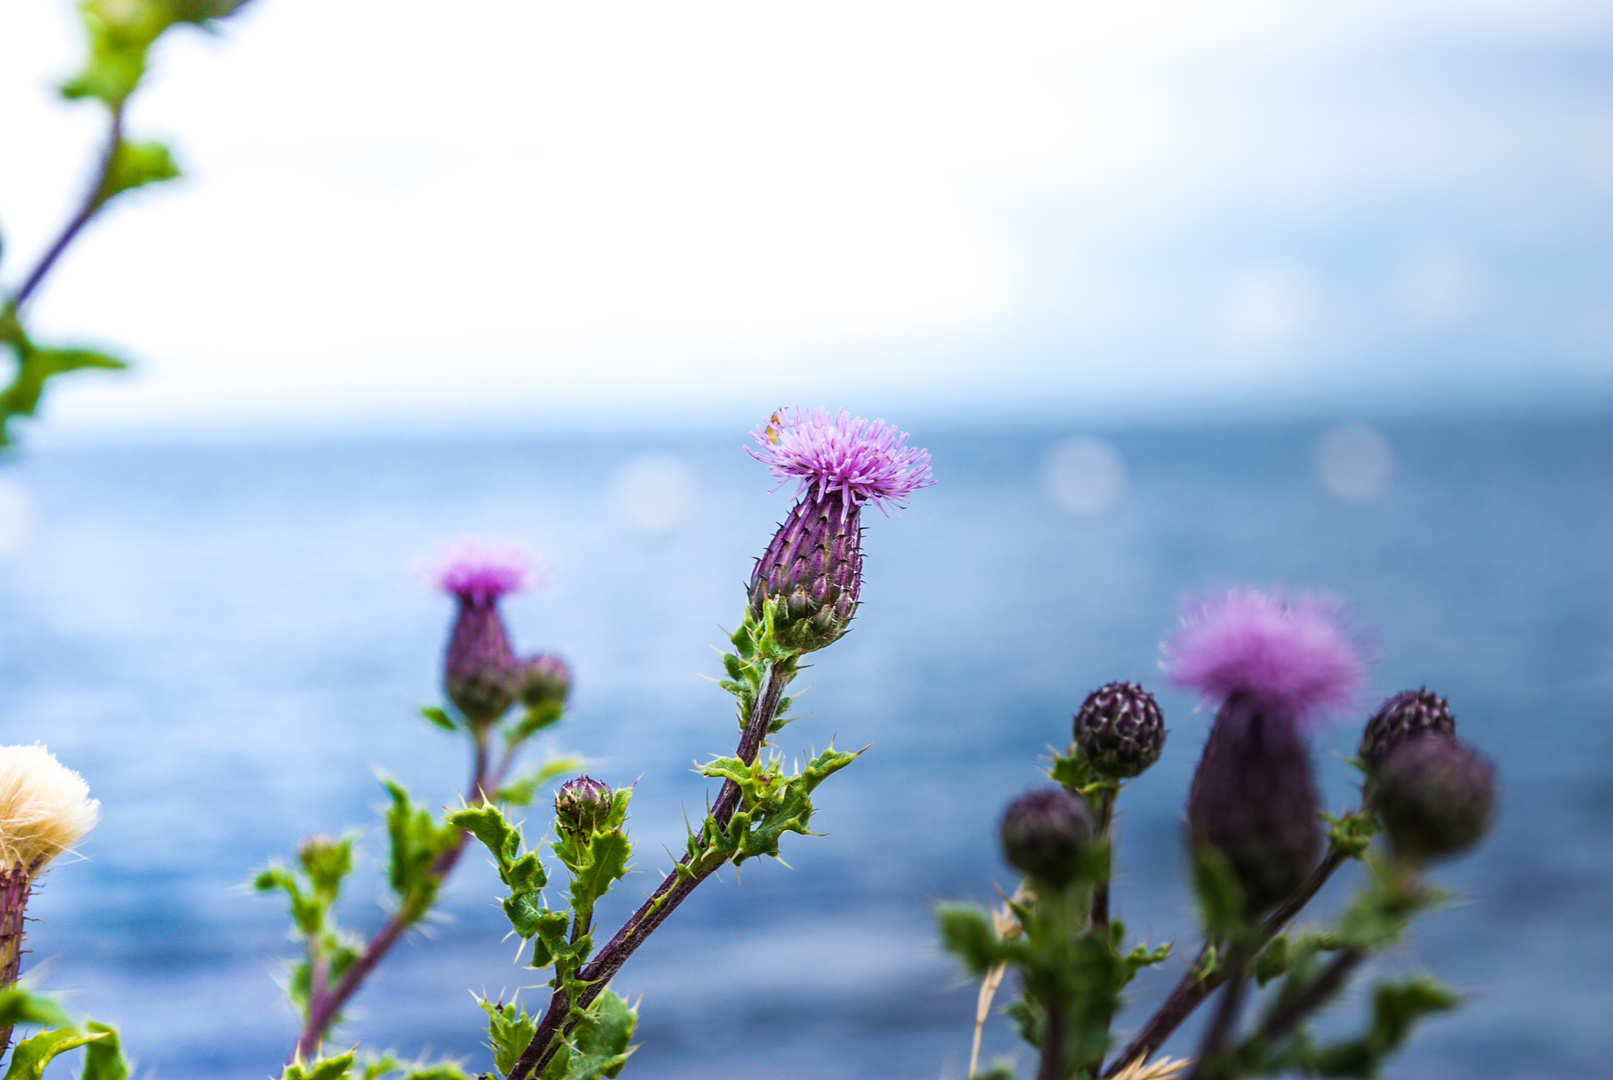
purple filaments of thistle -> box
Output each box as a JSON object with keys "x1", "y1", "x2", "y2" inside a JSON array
[
  {"x1": 1162, "y1": 589, "x2": 1364, "y2": 730},
  {"x1": 747, "y1": 407, "x2": 934, "y2": 518},
  {"x1": 431, "y1": 539, "x2": 539, "y2": 609}
]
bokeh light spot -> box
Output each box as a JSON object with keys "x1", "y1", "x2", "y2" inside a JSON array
[
  {"x1": 609, "y1": 454, "x2": 697, "y2": 534},
  {"x1": 1315, "y1": 424, "x2": 1393, "y2": 502},
  {"x1": 1044, "y1": 437, "x2": 1126, "y2": 517}
]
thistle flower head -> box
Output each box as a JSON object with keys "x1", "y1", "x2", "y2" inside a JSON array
[
  {"x1": 747, "y1": 407, "x2": 934, "y2": 516},
  {"x1": 1372, "y1": 737, "x2": 1496, "y2": 862},
  {"x1": 519, "y1": 653, "x2": 572, "y2": 710},
  {"x1": 1163, "y1": 589, "x2": 1364, "y2": 729},
  {"x1": 429, "y1": 539, "x2": 539, "y2": 609},
  {"x1": 1359, "y1": 688, "x2": 1456, "y2": 774},
  {"x1": 0, "y1": 745, "x2": 99, "y2": 872},
  {"x1": 1073, "y1": 681, "x2": 1167, "y2": 780},
  {"x1": 554, "y1": 776, "x2": 613, "y2": 840}
]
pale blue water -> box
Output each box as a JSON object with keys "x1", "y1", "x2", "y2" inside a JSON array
[{"x1": 4, "y1": 416, "x2": 1611, "y2": 1079}]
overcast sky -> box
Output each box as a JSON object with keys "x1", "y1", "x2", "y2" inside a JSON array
[{"x1": 1, "y1": 0, "x2": 1609, "y2": 438}]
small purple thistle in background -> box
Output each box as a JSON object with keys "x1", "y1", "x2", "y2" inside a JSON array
[
  {"x1": 1164, "y1": 588, "x2": 1366, "y2": 916},
  {"x1": 746, "y1": 407, "x2": 932, "y2": 654},
  {"x1": 429, "y1": 539, "x2": 539, "y2": 728}
]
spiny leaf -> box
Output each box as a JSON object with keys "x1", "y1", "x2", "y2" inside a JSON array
[{"x1": 3, "y1": 1027, "x2": 110, "y2": 1080}]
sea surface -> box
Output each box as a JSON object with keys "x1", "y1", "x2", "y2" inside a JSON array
[{"x1": 3, "y1": 415, "x2": 1611, "y2": 1079}]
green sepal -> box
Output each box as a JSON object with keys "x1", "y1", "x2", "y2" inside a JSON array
[
  {"x1": 493, "y1": 757, "x2": 586, "y2": 807},
  {"x1": 480, "y1": 997, "x2": 538, "y2": 1078},
  {"x1": 420, "y1": 706, "x2": 457, "y2": 732},
  {"x1": 539, "y1": 989, "x2": 637, "y2": 1080},
  {"x1": 1324, "y1": 808, "x2": 1381, "y2": 861},
  {"x1": 283, "y1": 1049, "x2": 356, "y2": 1080},
  {"x1": 3, "y1": 1027, "x2": 111, "y2": 1080}
]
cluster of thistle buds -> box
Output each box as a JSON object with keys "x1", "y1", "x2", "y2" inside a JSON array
[{"x1": 436, "y1": 542, "x2": 572, "y2": 732}]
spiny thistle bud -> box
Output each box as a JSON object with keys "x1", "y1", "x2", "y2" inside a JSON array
[
  {"x1": 431, "y1": 540, "x2": 536, "y2": 727},
  {"x1": 1358, "y1": 688, "x2": 1456, "y2": 774},
  {"x1": 519, "y1": 653, "x2": 572, "y2": 710},
  {"x1": 1073, "y1": 681, "x2": 1167, "y2": 779},
  {"x1": 745, "y1": 407, "x2": 933, "y2": 654},
  {"x1": 554, "y1": 776, "x2": 613, "y2": 840},
  {"x1": 0, "y1": 744, "x2": 98, "y2": 1001},
  {"x1": 999, "y1": 788, "x2": 1093, "y2": 888},
  {"x1": 1372, "y1": 738, "x2": 1496, "y2": 862},
  {"x1": 1165, "y1": 590, "x2": 1364, "y2": 915}
]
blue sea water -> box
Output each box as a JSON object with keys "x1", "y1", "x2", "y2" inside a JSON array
[{"x1": 3, "y1": 415, "x2": 1611, "y2": 1079}]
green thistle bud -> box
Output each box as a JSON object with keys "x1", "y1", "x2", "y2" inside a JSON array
[
  {"x1": 554, "y1": 776, "x2": 612, "y2": 840},
  {"x1": 1372, "y1": 738, "x2": 1496, "y2": 862},
  {"x1": 1358, "y1": 688, "x2": 1456, "y2": 773},
  {"x1": 519, "y1": 654, "x2": 572, "y2": 710},
  {"x1": 1073, "y1": 681, "x2": 1167, "y2": 779},
  {"x1": 999, "y1": 788, "x2": 1093, "y2": 888}
]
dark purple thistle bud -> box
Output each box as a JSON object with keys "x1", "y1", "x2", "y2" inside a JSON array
[
  {"x1": 1073, "y1": 681, "x2": 1167, "y2": 779},
  {"x1": 1372, "y1": 738, "x2": 1496, "y2": 862},
  {"x1": 1164, "y1": 590, "x2": 1365, "y2": 916},
  {"x1": 1000, "y1": 788, "x2": 1093, "y2": 888},
  {"x1": 1186, "y1": 696, "x2": 1323, "y2": 914},
  {"x1": 748, "y1": 490, "x2": 863, "y2": 654},
  {"x1": 554, "y1": 776, "x2": 613, "y2": 840},
  {"x1": 519, "y1": 653, "x2": 572, "y2": 710},
  {"x1": 745, "y1": 407, "x2": 932, "y2": 654},
  {"x1": 1358, "y1": 688, "x2": 1456, "y2": 774},
  {"x1": 431, "y1": 541, "x2": 535, "y2": 727}
]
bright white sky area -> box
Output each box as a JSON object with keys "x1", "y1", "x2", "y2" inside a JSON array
[{"x1": 0, "y1": 0, "x2": 1610, "y2": 437}]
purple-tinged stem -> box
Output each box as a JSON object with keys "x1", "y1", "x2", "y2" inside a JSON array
[
  {"x1": 1038, "y1": 1002, "x2": 1067, "y2": 1080},
  {"x1": 11, "y1": 110, "x2": 123, "y2": 309},
  {"x1": 1090, "y1": 789, "x2": 1117, "y2": 934},
  {"x1": 1184, "y1": 948, "x2": 1245, "y2": 1080},
  {"x1": 0, "y1": 865, "x2": 32, "y2": 1056},
  {"x1": 1256, "y1": 948, "x2": 1363, "y2": 1044},
  {"x1": 504, "y1": 661, "x2": 791, "y2": 1080},
  {"x1": 1102, "y1": 850, "x2": 1347, "y2": 1077}
]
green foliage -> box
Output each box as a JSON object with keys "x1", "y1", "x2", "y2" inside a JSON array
[
  {"x1": 538, "y1": 990, "x2": 637, "y2": 1080},
  {"x1": 254, "y1": 834, "x2": 361, "y2": 1015},
  {"x1": 936, "y1": 903, "x2": 1006, "y2": 976},
  {"x1": 0, "y1": 988, "x2": 72, "y2": 1032},
  {"x1": 481, "y1": 998, "x2": 539, "y2": 1078},
  {"x1": 80, "y1": 1022, "x2": 130, "y2": 1080},
  {"x1": 96, "y1": 139, "x2": 181, "y2": 210},
  {"x1": 1334, "y1": 858, "x2": 1439, "y2": 952},
  {"x1": 420, "y1": 706, "x2": 458, "y2": 732},
  {"x1": 0, "y1": 310, "x2": 127, "y2": 445},
  {"x1": 716, "y1": 613, "x2": 799, "y2": 732},
  {"x1": 495, "y1": 757, "x2": 588, "y2": 807},
  {"x1": 693, "y1": 745, "x2": 860, "y2": 866},
  {"x1": 283, "y1": 1050, "x2": 356, "y2": 1080},
  {"x1": 60, "y1": 0, "x2": 249, "y2": 107},
  {"x1": 358, "y1": 1055, "x2": 471, "y2": 1080},
  {"x1": 3, "y1": 1027, "x2": 111, "y2": 1080},
  {"x1": 384, "y1": 779, "x2": 461, "y2": 909},
  {"x1": 1191, "y1": 845, "x2": 1250, "y2": 943},
  {"x1": 508, "y1": 700, "x2": 565, "y2": 745},
  {"x1": 448, "y1": 802, "x2": 555, "y2": 939},
  {"x1": 1324, "y1": 809, "x2": 1382, "y2": 861}
]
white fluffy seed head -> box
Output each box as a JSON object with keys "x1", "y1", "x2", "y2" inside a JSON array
[{"x1": 0, "y1": 744, "x2": 99, "y2": 872}]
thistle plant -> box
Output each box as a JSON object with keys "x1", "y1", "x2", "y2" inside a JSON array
[
  {"x1": 940, "y1": 589, "x2": 1498, "y2": 1080},
  {"x1": 256, "y1": 542, "x2": 583, "y2": 1064}
]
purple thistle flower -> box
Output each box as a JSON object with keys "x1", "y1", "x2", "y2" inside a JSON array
[
  {"x1": 1162, "y1": 589, "x2": 1364, "y2": 729},
  {"x1": 429, "y1": 539, "x2": 540, "y2": 608},
  {"x1": 747, "y1": 407, "x2": 934, "y2": 517},
  {"x1": 427, "y1": 539, "x2": 540, "y2": 727}
]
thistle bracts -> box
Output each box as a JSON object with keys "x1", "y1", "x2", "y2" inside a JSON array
[
  {"x1": 1372, "y1": 738, "x2": 1496, "y2": 862},
  {"x1": 1358, "y1": 688, "x2": 1456, "y2": 774},
  {"x1": 554, "y1": 776, "x2": 612, "y2": 841},
  {"x1": 748, "y1": 489, "x2": 863, "y2": 654},
  {"x1": 1074, "y1": 682, "x2": 1167, "y2": 780}
]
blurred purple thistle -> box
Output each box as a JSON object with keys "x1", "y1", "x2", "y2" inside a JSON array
[
  {"x1": 746, "y1": 408, "x2": 930, "y2": 653},
  {"x1": 430, "y1": 540, "x2": 538, "y2": 727},
  {"x1": 1165, "y1": 589, "x2": 1365, "y2": 916},
  {"x1": 747, "y1": 406, "x2": 934, "y2": 518}
]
